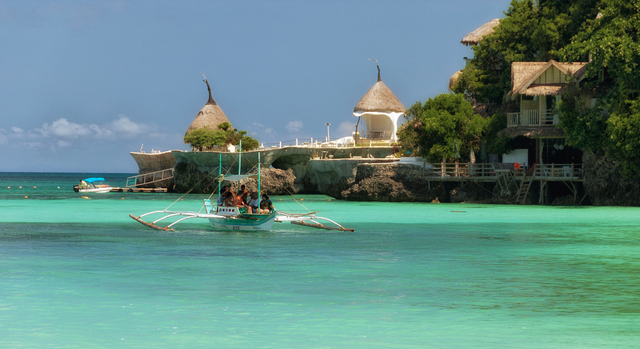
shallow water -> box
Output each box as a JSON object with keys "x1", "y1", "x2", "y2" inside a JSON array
[{"x1": 1, "y1": 172, "x2": 639, "y2": 348}]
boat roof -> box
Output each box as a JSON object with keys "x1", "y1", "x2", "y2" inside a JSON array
[
  {"x1": 219, "y1": 174, "x2": 258, "y2": 182},
  {"x1": 84, "y1": 177, "x2": 105, "y2": 183}
]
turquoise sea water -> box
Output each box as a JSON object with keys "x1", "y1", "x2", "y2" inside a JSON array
[{"x1": 1, "y1": 172, "x2": 639, "y2": 348}]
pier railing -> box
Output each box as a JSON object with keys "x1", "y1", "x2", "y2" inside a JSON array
[
  {"x1": 429, "y1": 162, "x2": 497, "y2": 178},
  {"x1": 532, "y1": 163, "x2": 583, "y2": 179},
  {"x1": 259, "y1": 136, "x2": 395, "y2": 149},
  {"x1": 424, "y1": 163, "x2": 583, "y2": 180},
  {"x1": 126, "y1": 168, "x2": 174, "y2": 188}
]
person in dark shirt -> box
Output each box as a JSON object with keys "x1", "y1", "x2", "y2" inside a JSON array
[{"x1": 216, "y1": 185, "x2": 229, "y2": 206}]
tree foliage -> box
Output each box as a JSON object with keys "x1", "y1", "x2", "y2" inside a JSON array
[
  {"x1": 454, "y1": 0, "x2": 600, "y2": 103},
  {"x1": 184, "y1": 122, "x2": 259, "y2": 152},
  {"x1": 558, "y1": 0, "x2": 640, "y2": 174},
  {"x1": 397, "y1": 94, "x2": 488, "y2": 162},
  {"x1": 485, "y1": 112, "x2": 512, "y2": 155}
]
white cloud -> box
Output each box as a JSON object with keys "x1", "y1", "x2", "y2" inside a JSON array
[
  {"x1": 22, "y1": 142, "x2": 43, "y2": 149},
  {"x1": 264, "y1": 127, "x2": 275, "y2": 136},
  {"x1": 40, "y1": 118, "x2": 94, "y2": 138},
  {"x1": 250, "y1": 122, "x2": 278, "y2": 144},
  {"x1": 335, "y1": 121, "x2": 356, "y2": 138},
  {"x1": 111, "y1": 115, "x2": 145, "y2": 135},
  {"x1": 5, "y1": 115, "x2": 151, "y2": 149},
  {"x1": 286, "y1": 121, "x2": 303, "y2": 133}
]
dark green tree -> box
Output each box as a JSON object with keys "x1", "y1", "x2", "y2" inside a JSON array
[
  {"x1": 559, "y1": 0, "x2": 640, "y2": 173},
  {"x1": 397, "y1": 94, "x2": 488, "y2": 162},
  {"x1": 454, "y1": 0, "x2": 600, "y2": 103},
  {"x1": 184, "y1": 122, "x2": 259, "y2": 151}
]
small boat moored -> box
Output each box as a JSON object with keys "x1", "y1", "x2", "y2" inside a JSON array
[{"x1": 73, "y1": 177, "x2": 113, "y2": 193}]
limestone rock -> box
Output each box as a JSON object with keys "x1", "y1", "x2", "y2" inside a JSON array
[
  {"x1": 583, "y1": 151, "x2": 640, "y2": 206},
  {"x1": 341, "y1": 163, "x2": 447, "y2": 202}
]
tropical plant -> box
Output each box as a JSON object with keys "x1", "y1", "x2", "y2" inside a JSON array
[
  {"x1": 184, "y1": 122, "x2": 259, "y2": 151},
  {"x1": 397, "y1": 94, "x2": 488, "y2": 162},
  {"x1": 559, "y1": 0, "x2": 640, "y2": 174},
  {"x1": 453, "y1": 0, "x2": 600, "y2": 103}
]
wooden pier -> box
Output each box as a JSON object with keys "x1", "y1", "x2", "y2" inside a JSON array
[{"x1": 420, "y1": 162, "x2": 584, "y2": 204}]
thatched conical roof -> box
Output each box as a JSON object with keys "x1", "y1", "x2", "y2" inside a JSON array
[
  {"x1": 185, "y1": 78, "x2": 231, "y2": 136},
  {"x1": 461, "y1": 19, "x2": 500, "y2": 46},
  {"x1": 354, "y1": 67, "x2": 405, "y2": 113},
  {"x1": 509, "y1": 60, "x2": 588, "y2": 99},
  {"x1": 449, "y1": 70, "x2": 462, "y2": 92}
]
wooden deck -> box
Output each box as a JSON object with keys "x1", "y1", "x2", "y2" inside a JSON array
[{"x1": 422, "y1": 163, "x2": 583, "y2": 182}]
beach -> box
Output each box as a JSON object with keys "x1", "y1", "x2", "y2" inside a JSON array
[{"x1": 1, "y1": 172, "x2": 639, "y2": 348}]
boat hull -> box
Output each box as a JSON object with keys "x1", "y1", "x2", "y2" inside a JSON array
[
  {"x1": 209, "y1": 211, "x2": 277, "y2": 232},
  {"x1": 78, "y1": 187, "x2": 113, "y2": 193}
]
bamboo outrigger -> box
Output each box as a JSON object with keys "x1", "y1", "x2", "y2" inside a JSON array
[{"x1": 130, "y1": 141, "x2": 354, "y2": 233}]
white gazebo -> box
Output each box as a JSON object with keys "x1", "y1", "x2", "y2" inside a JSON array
[{"x1": 353, "y1": 66, "x2": 405, "y2": 141}]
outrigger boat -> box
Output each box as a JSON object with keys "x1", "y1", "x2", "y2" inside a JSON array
[
  {"x1": 73, "y1": 177, "x2": 113, "y2": 193},
  {"x1": 129, "y1": 146, "x2": 353, "y2": 233}
]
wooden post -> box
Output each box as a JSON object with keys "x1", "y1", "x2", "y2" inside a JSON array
[
  {"x1": 258, "y1": 151, "x2": 261, "y2": 196},
  {"x1": 238, "y1": 140, "x2": 242, "y2": 175},
  {"x1": 571, "y1": 163, "x2": 575, "y2": 178},
  {"x1": 218, "y1": 152, "x2": 222, "y2": 194}
]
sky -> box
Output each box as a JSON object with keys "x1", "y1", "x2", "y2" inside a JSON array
[{"x1": 0, "y1": 0, "x2": 512, "y2": 173}]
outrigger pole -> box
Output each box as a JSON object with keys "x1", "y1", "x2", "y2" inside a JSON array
[
  {"x1": 218, "y1": 152, "x2": 222, "y2": 194},
  {"x1": 258, "y1": 151, "x2": 261, "y2": 195},
  {"x1": 238, "y1": 140, "x2": 242, "y2": 176}
]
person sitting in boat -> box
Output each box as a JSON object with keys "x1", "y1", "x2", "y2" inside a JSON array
[
  {"x1": 222, "y1": 191, "x2": 235, "y2": 207},
  {"x1": 248, "y1": 192, "x2": 260, "y2": 213},
  {"x1": 216, "y1": 185, "x2": 229, "y2": 206},
  {"x1": 259, "y1": 193, "x2": 274, "y2": 214},
  {"x1": 80, "y1": 179, "x2": 87, "y2": 189},
  {"x1": 235, "y1": 192, "x2": 252, "y2": 213},
  {"x1": 239, "y1": 184, "x2": 250, "y2": 204}
]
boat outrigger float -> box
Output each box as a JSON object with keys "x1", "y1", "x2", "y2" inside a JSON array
[{"x1": 129, "y1": 144, "x2": 354, "y2": 233}]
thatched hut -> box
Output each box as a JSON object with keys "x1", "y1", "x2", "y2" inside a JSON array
[
  {"x1": 185, "y1": 77, "x2": 231, "y2": 137},
  {"x1": 353, "y1": 65, "x2": 405, "y2": 142},
  {"x1": 461, "y1": 19, "x2": 501, "y2": 46},
  {"x1": 509, "y1": 60, "x2": 587, "y2": 100},
  {"x1": 449, "y1": 70, "x2": 462, "y2": 92},
  {"x1": 500, "y1": 60, "x2": 589, "y2": 166}
]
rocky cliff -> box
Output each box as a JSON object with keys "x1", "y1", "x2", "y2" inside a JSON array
[
  {"x1": 583, "y1": 151, "x2": 640, "y2": 206},
  {"x1": 339, "y1": 163, "x2": 495, "y2": 203},
  {"x1": 171, "y1": 147, "x2": 393, "y2": 193},
  {"x1": 310, "y1": 158, "x2": 398, "y2": 198}
]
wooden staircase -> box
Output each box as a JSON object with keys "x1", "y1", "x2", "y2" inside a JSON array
[{"x1": 515, "y1": 174, "x2": 534, "y2": 204}]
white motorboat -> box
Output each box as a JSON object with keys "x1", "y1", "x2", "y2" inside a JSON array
[{"x1": 73, "y1": 177, "x2": 113, "y2": 193}]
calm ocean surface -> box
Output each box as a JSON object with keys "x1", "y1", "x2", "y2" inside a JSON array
[{"x1": 1, "y1": 172, "x2": 639, "y2": 348}]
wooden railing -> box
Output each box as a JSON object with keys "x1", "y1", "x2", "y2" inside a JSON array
[
  {"x1": 126, "y1": 168, "x2": 174, "y2": 188},
  {"x1": 429, "y1": 163, "x2": 498, "y2": 178},
  {"x1": 424, "y1": 162, "x2": 583, "y2": 180},
  {"x1": 507, "y1": 109, "x2": 558, "y2": 127},
  {"x1": 532, "y1": 163, "x2": 582, "y2": 179}
]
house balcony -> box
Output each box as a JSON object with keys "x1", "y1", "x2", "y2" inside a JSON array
[{"x1": 507, "y1": 109, "x2": 558, "y2": 127}]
